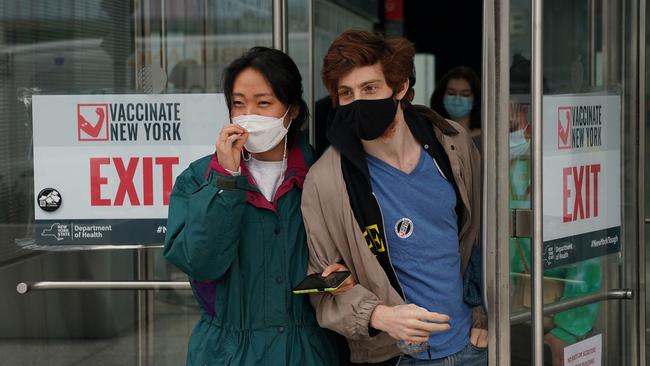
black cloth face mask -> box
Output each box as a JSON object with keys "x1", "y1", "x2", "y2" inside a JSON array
[{"x1": 329, "y1": 97, "x2": 398, "y2": 141}]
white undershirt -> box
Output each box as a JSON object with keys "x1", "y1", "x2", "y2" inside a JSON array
[
  {"x1": 246, "y1": 158, "x2": 285, "y2": 202},
  {"x1": 225, "y1": 158, "x2": 285, "y2": 202}
]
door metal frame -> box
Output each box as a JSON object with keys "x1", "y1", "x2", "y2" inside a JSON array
[
  {"x1": 482, "y1": 0, "x2": 511, "y2": 365},
  {"x1": 273, "y1": 0, "x2": 288, "y2": 52},
  {"x1": 636, "y1": 0, "x2": 646, "y2": 364},
  {"x1": 628, "y1": 0, "x2": 647, "y2": 363},
  {"x1": 530, "y1": 0, "x2": 544, "y2": 364}
]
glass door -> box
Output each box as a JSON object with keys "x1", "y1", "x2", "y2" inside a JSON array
[
  {"x1": 484, "y1": 0, "x2": 645, "y2": 365},
  {"x1": 0, "y1": 1, "x2": 276, "y2": 365}
]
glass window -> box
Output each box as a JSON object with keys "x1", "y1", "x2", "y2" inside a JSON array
[{"x1": 0, "y1": 1, "x2": 273, "y2": 364}]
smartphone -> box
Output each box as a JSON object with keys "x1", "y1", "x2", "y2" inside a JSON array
[{"x1": 292, "y1": 271, "x2": 351, "y2": 294}]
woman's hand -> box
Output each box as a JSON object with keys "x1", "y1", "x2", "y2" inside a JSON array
[
  {"x1": 321, "y1": 263, "x2": 355, "y2": 295},
  {"x1": 216, "y1": 124, "x2": 249, "y2": 172},
  {"x1": 470, "y1": 327, "x2": 488, "y2": 348},
  {"x1": 370, "y1": 304, "x2": 451, "y2": 343}
]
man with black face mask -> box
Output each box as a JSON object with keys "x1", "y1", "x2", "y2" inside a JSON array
[{"x1": 301, "y1": 30, "x2": 486, "y2": 366}]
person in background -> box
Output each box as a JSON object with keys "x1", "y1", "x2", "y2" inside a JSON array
[
  {"x1": 164, "y1": 46, "x2": 339, "y2": 366},
  {"x1": 430, "y1": 66, "x2": 481, "y2": 146}
]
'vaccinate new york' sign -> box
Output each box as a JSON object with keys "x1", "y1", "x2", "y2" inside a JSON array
[
  {"x1": 542, "y1": 94, "x2": 621, "y2": 268},
  {"x1": 32, "y1": 94, "x2": 229, "y2": 246}
]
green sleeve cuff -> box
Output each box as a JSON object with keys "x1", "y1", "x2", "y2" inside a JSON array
[
  {"x1": 550, "y1": 327, "x2": 578, "y2": 344},
  {"x1": 212, "y1": 173, "x2": 249, "y2": 191}
]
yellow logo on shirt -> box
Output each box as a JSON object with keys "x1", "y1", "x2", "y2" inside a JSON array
[{"x1": 363, "y1": 224, "x2": 385, "y2": 254}]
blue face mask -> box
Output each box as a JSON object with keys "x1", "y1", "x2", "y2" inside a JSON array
[{"x1": 443, "y1": 95, "x2": 473, "y2": 119}]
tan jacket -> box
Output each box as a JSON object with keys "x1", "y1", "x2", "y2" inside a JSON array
[{"x1": 301, "y1": 106, "x2": 484, "y2": 363}]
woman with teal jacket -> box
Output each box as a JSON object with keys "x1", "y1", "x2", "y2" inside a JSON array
[{"x1": 164, "y1": 47, "x2": 339, "y2": 366}]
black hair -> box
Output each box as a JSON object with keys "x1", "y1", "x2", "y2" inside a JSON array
[
  {"x1": 223, "y1": 46, "x2": 308, "y2": 149},
  {"x1": 430, "y1": 66, "x2": 481, "y2": 131},
  {"x1": 509, "y1": 53, "x2": 549, "y2": 93},
  {"x1": 510, "y1": 53, "x2": 531, "y2": 94}
]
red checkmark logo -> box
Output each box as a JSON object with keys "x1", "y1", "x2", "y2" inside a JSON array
[
  {"x1": 557, "y1": 107, "x2": 571, "y2": 149},
  {"x1": 78, "y1": 104, "x2": 109, "y2": 141}
]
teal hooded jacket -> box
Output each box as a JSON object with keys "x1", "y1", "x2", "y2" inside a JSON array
[{"x1": 164, "y1": 138, "x2": 339, "y2": 366}]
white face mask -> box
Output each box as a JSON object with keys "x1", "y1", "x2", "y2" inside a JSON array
[
  {"x1": 509, "y1": 127, "x2": 530, "y2": 157},
  {"x1": 232, "y1": 108, "x2": 291, "y2": 153}
]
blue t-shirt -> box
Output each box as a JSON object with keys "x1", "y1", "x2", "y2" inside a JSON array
[{"x1": 366, "y1": 148, "x2": 471, "y2": 360}]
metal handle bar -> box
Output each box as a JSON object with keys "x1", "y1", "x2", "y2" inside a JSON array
[
  {"x1": 16, "y1": 281, "x2": 191, "y2": 294},
  {"x1": 510, "y1": 289, "x2": 633, "y2": 325}
]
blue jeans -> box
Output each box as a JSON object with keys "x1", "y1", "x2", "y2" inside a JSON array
[{"x1": 398, "y1": 343, "x2": 487, "y2": 366}]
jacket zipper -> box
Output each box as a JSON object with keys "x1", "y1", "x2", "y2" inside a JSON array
[
  {"x1": 431, "y1": 156, "x2": 448, "y2": 181},
  {"x1": 372, "y1": 192, "x2": 406, "y2": 365}
]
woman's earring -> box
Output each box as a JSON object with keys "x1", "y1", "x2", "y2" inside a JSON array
[{"x1": 242, "y1": 150, "x2": 251, "y2": 162}]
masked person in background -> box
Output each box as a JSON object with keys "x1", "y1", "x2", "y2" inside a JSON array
[
  {"x1": 164, "y1": 47, "x2": 339, "y2": 366},
  {"x1": 301, "y1": 30, "x2": 486, "y2": 366},
  {"x1": 430, "y1": 66, "x2": 481, "y2": 148},
  {"x1": 508, "y1": 86, "x2": 601, "y2": 366}
]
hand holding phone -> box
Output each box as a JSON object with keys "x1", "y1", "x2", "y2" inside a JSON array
[
  {"x1": 321, "y1": 263, "x2": 355, "y2": 295},
  {"x1": 292, "y1": 271, "x2": 352, "y2": 294}
]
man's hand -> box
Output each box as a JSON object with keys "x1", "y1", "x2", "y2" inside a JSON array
[
  {"x1": 321, "y1": 263, "x2": 355, "y2": 295},
  {"x1": 470, "y1": 328, "x2": 488, "y2": 348},
  {"x1": 369, "y1": 304, "x2": 451, "y2": 343},
  {"x1": 544, "y1": 332, "x2": 568, "y2": 366}
]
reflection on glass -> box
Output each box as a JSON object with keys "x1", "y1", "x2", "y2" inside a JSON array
[
  {"x1": 0, "y1": 1, "x2": 273, "y2": 365},
  {"x1": 508, "y1": 1, "x2": 612, "y2": 362},
  {"x1": 509, "y1": 88, "x2": 605, "y2": 364}
]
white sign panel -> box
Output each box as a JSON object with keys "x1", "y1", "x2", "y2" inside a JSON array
[
  {"x1": 32, "y1": 94, "x2": 229, "y2": 245},
  {"x1": 542, "y1": 94, "x2": 621, "y2": 268},
  {"x1": 564, "y1": 334, "x2": 602, "y2": 366}
]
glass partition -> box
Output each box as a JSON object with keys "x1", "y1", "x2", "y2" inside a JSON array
[
  {"x1": 0, "y1": 1, "x2": 272, "y2": 364},
  {"x1": 508, "y1": 0, "x2": 639, "y2": 365}
]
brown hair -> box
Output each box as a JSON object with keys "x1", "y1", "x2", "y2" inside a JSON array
[{"x1": 321, "y1": 30, "x2": 415, "y2": 107}]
